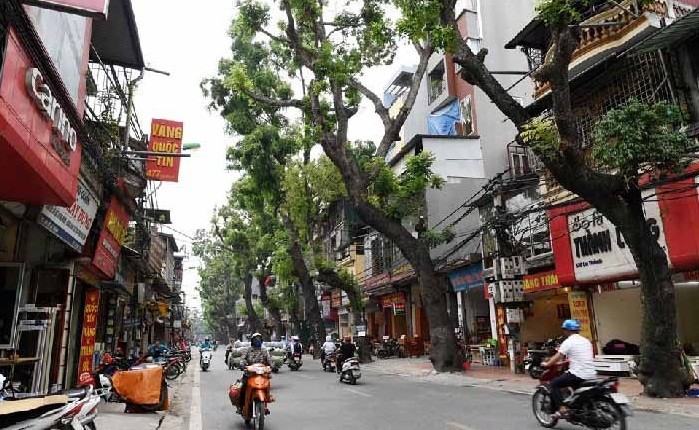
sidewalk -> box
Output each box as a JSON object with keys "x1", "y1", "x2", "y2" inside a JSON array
[
  {"x1": 363, "y1": 357, "x2": 699, "y2": 417},
  {"x1": 94, "y1": 362, "x2": 193, "y2": 430}
]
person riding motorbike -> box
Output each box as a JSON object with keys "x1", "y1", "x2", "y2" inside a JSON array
[
  {"x1": 201, "y1": 336, "x2": 213, "y2": 351},
  {"x1": 238, "y1": 333, "x2": 271, "y2": 414},
  {"x1": 543, "y1": 319, "x2": 596, "y2": 419},
  {"x1": 321, "y1": 335, "x2": 336, "y2": 364},
  {"x1": 337, "y1": 336, "x2": 357, "y2": 373},
  {"x1": 286, "y1": 335, "x2": 302, "y2": 360}
]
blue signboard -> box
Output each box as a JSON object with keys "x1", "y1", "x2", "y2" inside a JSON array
[{"x1": 448, "y1": 263, "x2": 484, "y2": 293}]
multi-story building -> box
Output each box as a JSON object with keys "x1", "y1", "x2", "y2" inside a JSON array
[
  {"x1": 359, "y1": 0, "x2": 538, "y2": 352},
  {"x1": 0, "y1": 0, "x2": 181, "y2": 392},
  {"x1": 501, "y1": 0, "x2": 699, "y2": 372}
]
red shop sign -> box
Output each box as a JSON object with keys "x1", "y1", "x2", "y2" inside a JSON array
[
  {"x1": 92, "y1": 197, "x2": 130, "y2": 278},
  {"x1": 146, "y1": 119, "x2": 184, "y2": 182},
  {"x1": 0, "y1": 31, "x2": 81, "y2": 206},
  {"x1": 77, "y1": 288, "x2": 100, "y2": 384}
]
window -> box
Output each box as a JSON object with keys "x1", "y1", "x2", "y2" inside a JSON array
[
  {"x1": 457, "y1": 0, "x2": 481, "y2": 53},
  {"x1": 428, "y1": 62, "x2": 447, "y2": 105}
]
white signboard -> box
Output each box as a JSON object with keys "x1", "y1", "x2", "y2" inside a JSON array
[
  {"x1": 38, "y1": 179, "x2": 99, "y2": 252},
  {"x1": 567, "y1": 193, "x2": 668, "y2": 282}
]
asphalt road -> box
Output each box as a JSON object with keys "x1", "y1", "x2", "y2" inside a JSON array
[{"x1": 196, "y1": 351, "x2": 695, "y2": 430}]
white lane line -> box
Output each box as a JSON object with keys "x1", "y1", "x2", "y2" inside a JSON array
[
  {"x1": 189, "y1": 357, "x2": 202, "y2": 430},
  {"x1": 446, "y1": 421, "x2": 477, "y2": 430},
  {"x1": 345, "y1": 387, "x2": 373, "y2": 398}
]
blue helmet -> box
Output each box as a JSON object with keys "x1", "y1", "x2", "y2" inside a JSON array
[{"x1": 562, "y1": 319, "x2": 581, "y2": 331}]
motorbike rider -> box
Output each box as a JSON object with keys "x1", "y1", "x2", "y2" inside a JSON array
[
  {"x1": 321, "y1": 335, "x2": 336, "y2": 364},
  {"x1": 147, "y1": 339, "x2": 168, "y2": 360},
  {"x1": 337, "y1": 336, "x2": 357, "y2": 373},
  {"x1": 286, "y1": 335, "x2": 302, "y2": 360},
  {"x1": 237, "y1": 333, "x2": 271, "y2": 414},
  {"x1": 543, "y1": 319, "x2": 596, "y2": 419}
]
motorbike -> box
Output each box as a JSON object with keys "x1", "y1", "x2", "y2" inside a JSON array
[
  {"x1": 375, "y1": 337, "x2": 404, "y2": 359},
  {"x1": 339, "y1": 356, "x2": 361, "y2": 385},
  {"x1": 525, "y1": 338, "x2": 562, "y2": 379},
  {"x1": 322, "y1": 351, "x2": 337, "y2": 372},
  {"x1": 200, "y1": 348, "x2": 213, "y2": 371},
  {"x1": 532, "y1": 361, "x2": 631, "y2": 429},
  {"x1": 1, "y1": 382, "x2": 101, "y2": 430},
  {"x1": 286, "y1": 351, "x2": 303, "y2": 371},
  {"x1": 229, "y1": 364, "x2": 274, "y2": 429}
]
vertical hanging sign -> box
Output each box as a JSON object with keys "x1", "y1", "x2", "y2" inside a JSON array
[
  {"x1": 145, "y1": 119, "x2": 184, "y2": 182},
  {"x1": 77, "y1": 288, "x2": 100, "y2": 383},
  {"x1": 568, "y1": 291, "x2": 594, "y2": 341}
]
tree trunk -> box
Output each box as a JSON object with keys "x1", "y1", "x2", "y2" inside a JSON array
[
  {"x1": 615, "y1": 196, "x2": 687, "y2": 398},
  {"x1": 284, "y1": 217, "x2": 326, "y2": 359},
  {"x1": 258, "y1": 275, "x2": 285, "y2": 341},
  {"x1": 243, "y1": 273, "x2": 261, "y2": 335},
  {"x1": 413, "y1": 245, "x2": 462, "y2": 370}
]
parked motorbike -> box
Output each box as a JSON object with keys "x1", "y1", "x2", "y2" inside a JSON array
[
  {"x1": 525, "y1": 338, "x2": 562, "y2": 379},
  {"x1": 532, "y1": 361, "x2": 631, "y2": 429},
  {"x1": 1, "y1": 383, "x2": 101, "y2": 430},
  {"x1": 339, "y1": 356, "x2": 361, "y2": 385},
  {"x1": 80, "y1": 362, "x2": 168, "y2": 412},
  {"x1": 287, "y1": 351, "x2": 303, "y2": 371},
  {"x1": 322, "y1": 351, "x2": 337, "y2": 372},
  {"x1": 229, "y1": 364, "x2": 274, "y2": 429},
  {"x1": 200, "y1": 349, "x2": 213, "y2": 371},
  {"x1": 375, "y1": 337, "x2": 404, "y2": 359}
]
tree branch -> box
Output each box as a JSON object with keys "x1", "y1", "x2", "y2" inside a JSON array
[
  {"x1": 377, "y1": 43, "x2": 434, "y2": 157},
  {"x1": 349, "y1": 77, "x2": 392, "y2": 130},
  {"x1": 240, "y1": 87, "x2": 304, "y2": 109}
]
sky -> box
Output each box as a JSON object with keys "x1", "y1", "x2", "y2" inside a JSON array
[{"x1": 130, "y1": 0, "x2": 415, "y2": 310}]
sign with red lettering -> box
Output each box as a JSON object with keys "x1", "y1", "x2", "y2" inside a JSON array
[
  {"x1": 522, "y1": 270, "x2": 561, "y2": 293},
  {"x1": 92, "y1": 197, "x2": 130, "y2": 278},
  {"x1": 146, "y1": 119, "x2": 183, "y2": 182},
  {"x1": 22, "y1": 1, "x2": 110, "y2": 19},
  {"x1": 77, "y1": 288, "x2": 100, "y2": 384},
  {"x1": 568, "y1": 291, "x2": 594, "y2": 341},
  {"x1": 37, "y1": 178, "x2": 99, "y2": 252},
  {"x1": 380, "y1": 292, "x2": 405, "y2": 308}
]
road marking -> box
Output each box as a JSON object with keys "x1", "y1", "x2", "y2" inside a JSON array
[
  {"x1": 189, "y1": 356, "x2": 202, "y2": 430},
  {"x1": 345, "y1": 387, "x2": 373, "y2": 398},
  {"x1": 446, "y1": 421, "x2": 477, "y2": 430}
]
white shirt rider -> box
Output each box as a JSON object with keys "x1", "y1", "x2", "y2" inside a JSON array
[
  {"x1": 322, "y1": 337, "x2": 337, "y2": 354},
  {"x1": 558, "y1": 333, "x2": 596, "y2": 380}
]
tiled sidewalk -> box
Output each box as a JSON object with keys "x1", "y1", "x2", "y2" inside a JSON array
[{"x1": 363, "y1": 357, "x2": 699, "y2": 417}]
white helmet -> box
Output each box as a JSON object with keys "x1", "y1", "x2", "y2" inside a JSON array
[
  {"x1": 251, "y1": 332, "x2": 263, "y2": 340},
  {"x1": 292, "y1": 335, "x2": 300, "y2": 341},
  {"x1": 325, "y1": 335, "x2": 332, "y2": 342}
]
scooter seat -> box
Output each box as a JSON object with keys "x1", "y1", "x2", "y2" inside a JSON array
[
  {"x1": 578, "y1": 378, "x2": 608, "y2": 388},
  {"x1": 61, "y1": 387, "x2": 88, "y2": 399}
]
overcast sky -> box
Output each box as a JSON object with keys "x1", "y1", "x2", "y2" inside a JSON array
[{"x1": 130, "y1": 0, "x2": 414, "y2": 310}]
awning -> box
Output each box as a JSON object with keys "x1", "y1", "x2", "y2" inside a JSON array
[
  {"x1": 625, "y1": 9, "x2": 699, "y2": 55},
  {"x1": 505, "y1": 18, "x2": 547, "y2": 50},
  {"x1": 99, "y1": 280, "x2": 130, "y2": 297},
  {"x1": 90, "y1": 0, "x2": 144, "y2": 69}
]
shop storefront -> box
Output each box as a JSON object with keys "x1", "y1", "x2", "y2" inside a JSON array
[
  {"x1": 378, "y1": 291, "x2": 408, "y2": 338},
  {"x1": 448, "y1": 263, "x2": 489, "y2": 343},
  {"x1": 520, "y1": 270, "x2": 570, "y2": 343},
  {"x1": 549, "y1": 177, "x2": 699, "y2": 356}
]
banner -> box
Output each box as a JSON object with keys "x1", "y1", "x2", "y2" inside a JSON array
[
  {"x1": 92, "y1": 197, "x2": 130, "y2": 278},
  {"x1": 38, "y1": 178, "x2": 99, "y2": 252},
  {"x1": 146, "y1": 119, "x2": 184, "y2": 182},
  {"x1": 568, "y1": 291, "x2": 594, "y2": 341},
  {"x1": 523, "y1": 270, "x2": 561, "y2": 293},
  {"x1": 22, "y1": 1, "x2": 110, "y2": 19},
  {"x1": 77, "y1": 288, "x2": 99, "y2": 384},
  {"x1": 448, "y1": 263, "x2": 484, "y2": 292}
]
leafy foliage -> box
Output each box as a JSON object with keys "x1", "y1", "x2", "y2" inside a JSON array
[
  {"x1": 520, "y1": 117, "x2": 560, "y2": 163},
  {"x1": 591, "y1": 100, "x2": 691, "y2": 180}
]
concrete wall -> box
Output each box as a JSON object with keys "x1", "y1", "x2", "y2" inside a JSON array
[
  {"x1": 592, "y1": 288, "x2": 642, "y2": 348},
  {"x1": 424, "y1": 136, "x2": 485, "y2": 179},
  {"x1": 475, "y1": 0, "x2": 537, "y2": 178}
]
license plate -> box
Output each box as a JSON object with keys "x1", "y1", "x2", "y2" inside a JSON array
[{"x1": 610, "y1": 393, "x2": 629, "y2": 404}]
